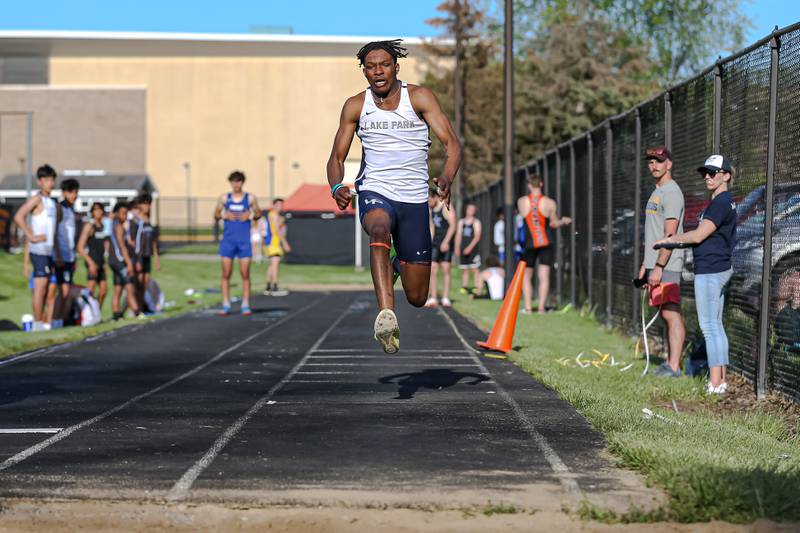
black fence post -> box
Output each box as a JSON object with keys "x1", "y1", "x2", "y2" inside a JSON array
[
  {"x1": 569, "y1": 141, "x2": 577, "y2": 307},
  {"x1": 713, "y1": 60, "x2": 723, "y2": 153},
  {"x1": 587, "y1": 133, "x2": 594, "y2": 309},
  {"x1": 664, "y1": 91, "x2": 673, "y2": 151},
  {"x1": 633, "y1": 108, "x2": 642, "y2": 332},
  {"x1": 605, "y1": 121, "x2": 613, "y2": 326},
  {"x1": 556, "y1": 148, "x2": 563, "y2": 306},
  {"x1": 757, "y1": 33, "x2": 781, "y2": 399},
  {"x1": 543, "y1": 152, "x2": 550, "y2": 197}
]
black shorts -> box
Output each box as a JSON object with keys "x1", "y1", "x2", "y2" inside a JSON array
[
  {"x1": 29, "y1": 253, "x2": 54, "y2": 278},
  {"x1": 110, "y1": 263, "x2": 135, "y2": 286},
  {"x1": 522, "y1": 245, "x2": 554, "y2": 267},
  {"x1": 357, "y1": 189, "x2": 432, "y2": 264},
  {"x1": 86, "y1": 261, "x2": 107, "y2": 282},
  {"x1": 431, "y1": 245, "x2": 453, "y2": 263},
  {"x1": 459, "y1": 251, "x2": 481, "y2": 269},
  {"x1": 138, "y1": 256, "x2": 152, "y2": 274},
  {"x1": 54, "y1": 262, "x2": 75, "y2": 285}
]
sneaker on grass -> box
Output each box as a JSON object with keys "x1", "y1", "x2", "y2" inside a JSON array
[{"x1": 652, "y1": 362, "x2": 682, "y2": 377}]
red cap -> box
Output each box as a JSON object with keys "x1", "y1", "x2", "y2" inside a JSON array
[{"x1": 646, "y1": 146, "x2": 672, "y2": 162}]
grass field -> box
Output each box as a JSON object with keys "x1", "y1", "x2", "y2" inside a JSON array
[
  {"x1": 452, "y1": 296, "x2": 800, "y2": 523},
  {"x1": 0, "y1": 250, "x2": 372, "y2": 359}
]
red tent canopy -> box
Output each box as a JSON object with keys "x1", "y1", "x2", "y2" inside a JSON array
[{"x1": 281, "y1": 183, "x2": 355, "y2": 215}]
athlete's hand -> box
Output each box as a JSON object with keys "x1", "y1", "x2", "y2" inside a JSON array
[
  {"x1": 648, "y1": 266, "x2": 663, "y2": 287},
  {"x1": 30, "y1": 234, "x2": 46, "y2": 243},
  {"x1": 434, "y1": 176, "x2": 452, "y2": 207},
  {"x1": 440, "y1": 242, "x2": 449, "y2": 253},
  {"x1": 334, "y1": 186, "x2": 352, "y2": 211},
  {"x1": 638, "y1": 265, "x2": 646, "y2": 286},
  {"x1": 126, "y1": 261, "x2": 135, "y2": 274},
  {"x1": 88, "y1": 262, "x2": 98, "y2": 277}
]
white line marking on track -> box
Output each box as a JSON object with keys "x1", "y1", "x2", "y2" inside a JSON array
[
  {"x1": 0, "y1": 297, "x2": 323, "y2": 474},
  {"x1": 0, "y1": 428, "x2": 63, "y2": 434},
  {"x1": 436, "y1": 308, "x2": 582, "y2": 497},
  {"x1": 166, "y1": 299, "x2": 355, "y2": 501},
  {"x1": 294, "y1": 371, "x2": 358, "y2": 375}
]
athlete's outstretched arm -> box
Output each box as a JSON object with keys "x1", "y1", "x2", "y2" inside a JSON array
[
  {"x1": 410, "y1": 86, "x2": 462, "y2": 206},
  {"x1": 327, "y1": 95, "x2": 362, "y2": 211}
]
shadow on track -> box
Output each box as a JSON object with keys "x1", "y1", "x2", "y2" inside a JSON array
[{"x1": 378, "y1": 368, "x2": 489, "y2": 400}]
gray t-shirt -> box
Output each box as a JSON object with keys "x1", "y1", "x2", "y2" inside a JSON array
[{"x1": 643, "y1": 178, "x2": 685, "y2": 271}]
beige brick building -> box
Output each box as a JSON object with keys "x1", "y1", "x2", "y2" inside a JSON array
[{"x1": 0, "y1": 31, "x2": 437, "y2": 209}]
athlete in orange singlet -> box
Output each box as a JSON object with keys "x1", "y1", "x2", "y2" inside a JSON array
[{"x1": 517, "y1": 174, "x2": 572, "y2": 314}]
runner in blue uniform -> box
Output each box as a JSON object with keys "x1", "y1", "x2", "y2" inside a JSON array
[{"x1": 214, "y1": 171, "x2": 262, "y2": 316}]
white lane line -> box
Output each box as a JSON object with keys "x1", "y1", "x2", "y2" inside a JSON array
[
  {"x1": 166, "y1": 299, "x2": 354, "y2": 501},
  {"x1": 437, "y1": 308, "x2": 582, "y2": 497},
  {"x1": 0, "y1": 428, "x2": 63, "y2": 434},
  {"x1": 0, "y1": 298, "x2": 323, "y2": 474},
  {"x1": 294, "y1": 371, "x2": 357, "y2": 375},
  {"x1": 312, "y1": 348, "x2": 470, "y2": 353}
]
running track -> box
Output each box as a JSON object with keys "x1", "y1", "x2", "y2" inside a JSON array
[{"x1": 0, "y1": 291, "x2": 644, "y2": 507}]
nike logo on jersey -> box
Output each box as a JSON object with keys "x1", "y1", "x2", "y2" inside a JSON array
[{"x1": 364, "y1": 110, "x2": 377, "y2": 116}]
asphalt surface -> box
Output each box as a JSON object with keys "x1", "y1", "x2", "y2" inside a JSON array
[{"x1": 0, "y1": 291, "x2": 640, "y2": 507}]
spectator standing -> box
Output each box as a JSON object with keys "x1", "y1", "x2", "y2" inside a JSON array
[
  {"x1": 455, "y1": 202, "x2": 482, "y2": 295},
  {"x1": 132, "y1": 193, "x2": 160, "y2": 310},
  {"x1": 109, "y1": 202, "x2": 144, "y2": 319},
  {"x1": 77, "y1": 202, "x2": 110, "y2": 309},
  {"x1": 425, "y1": 188, "x2": 457, "y2": 307},
  {"x1": 517, "y1": 174, "x2": 571, "y2": 314},
  {"x1": 655, "y1": 155, "x2": 737, "y2": 394},
  {"x1": 493, "y1": 207, "x2": 505, "y2": 262},
  {"x1": 13, "y1": 164, "x2": 58, "y2": 330},
  {"x1": 639, "y1": 147, "x2": 686, "y2": 377},
  {"x1": 264, "y1": 198, "x2": 291, "y2": 296}
]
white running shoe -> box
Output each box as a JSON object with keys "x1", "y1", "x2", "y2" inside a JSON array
[
  {"x1": 440, "y1": 297, "x2": 452, "y2": 307},
  {"x1": 374, "y1": 309, "x2": 400, "y2": 354},
  {"x1": 707, "y1": 381, "x2": 727, "y2": 394},
  {"x1": 424, "y1": 297, "x2": 438, "y2": 308}
]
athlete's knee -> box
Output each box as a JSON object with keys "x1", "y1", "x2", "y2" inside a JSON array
[
  {"x1": 406, "y1": 290, "x2": 427, "y2": 308},
  {"x1": 369, "y1": 224, "x2": 391, "y2": 243}
]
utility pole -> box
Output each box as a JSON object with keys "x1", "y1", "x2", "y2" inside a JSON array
[
  {"x1": 183, "y1": 162, "x2": 192, "y2": 242},
  {"x1": 502, "y1": 0, "x2": 515, "y2": 284},
  {"x1": 453, "y1": 0, "x2": 466, "y2": 217},
  {"x1": 268, "y1": 155, "x2": 276, "y2": 201}
]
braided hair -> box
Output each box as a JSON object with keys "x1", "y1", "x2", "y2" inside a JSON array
[{"x1": 357, "y1": 39, "x2": 408, "y2": 67}]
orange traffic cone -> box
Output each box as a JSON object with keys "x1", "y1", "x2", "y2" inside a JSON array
[{"x1": 477, "y1": 260, "x2": 527, "y2": 353}]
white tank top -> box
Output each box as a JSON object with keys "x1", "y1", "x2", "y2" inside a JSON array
[
  {"x1": 29, "y1": 193, "x2": 56, "y2": 256},
  {"x1": 54, "y1": 201, "x2": 77, "y2": 263},
  {"x1": 356, "y1": 81, "x2": 431, "y2": 203}
]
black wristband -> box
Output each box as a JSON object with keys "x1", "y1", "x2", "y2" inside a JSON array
[{"x1": 655, "y1": 262, "x2": 666, "y2": 269}]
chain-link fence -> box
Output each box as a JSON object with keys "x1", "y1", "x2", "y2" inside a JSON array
[{"x1": 466, "y1": 24, "x2": 800, "y2": 402}]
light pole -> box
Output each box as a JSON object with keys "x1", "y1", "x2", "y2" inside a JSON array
[
  {"x1": 502, "y1": 0, "x2": 515, "y2": 285},
  {"x1": 183, "y1": 162, "x2": 192, "y2": 242},
  {"x1": 268, "y1": 155, "x2": 276, "y2": 201}
]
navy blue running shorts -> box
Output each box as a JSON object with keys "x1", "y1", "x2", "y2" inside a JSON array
[{"x1": 357, "y1": 190, "x2": 432, "y2": 264}]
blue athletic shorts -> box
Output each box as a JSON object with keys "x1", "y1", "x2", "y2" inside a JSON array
[
  {"x1": 54, "y1": 261, "x2": 75, "y2": 284},
  {"x1": 357, "y1": 189, "x2": 431, "y2": 264},
  {"x1": 30, "y1": 253, "x2": 54, "y2": 278},
  {"x1": 219, "y1": 238, "x2": 252, "y2": 259}
]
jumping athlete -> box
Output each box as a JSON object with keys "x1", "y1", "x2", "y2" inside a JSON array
[
  {"x1": 263, "y1": 198, "x2": 291, "y2": 296},
  {"x1": 77, "y1": 202, "x2": 110, "y2": 309},
  {"x1": 13, "y1": 164, "x2": 58, "y2": 330},
  {"x1": 517, "y1": 174, "x2": 572, "y2": 314},
  {"x1": 425, "y1": 188, "x2": 457, "y2": 307},
  {"x1": 214, "y1": 171, "x2": 262, "y2": 316},
  {"x1": 327, "y1": 39, "x2": 462, "y2": 353},
  {"x1": 455, "y1": 202, "x2": 482, "y2": 294}
]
